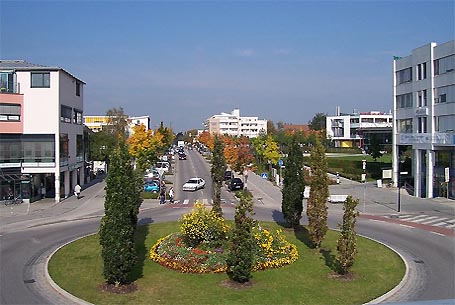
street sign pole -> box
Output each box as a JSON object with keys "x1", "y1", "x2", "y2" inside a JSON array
[{"x1": 362, "y1": 160, "x2": 366, "y2": 213}]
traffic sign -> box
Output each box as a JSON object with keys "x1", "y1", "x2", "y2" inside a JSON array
[
  {"x1": 261, "y1": 172, "x2": 268, "y2": 179},
  {"x1": 278, "y1": 159, "x2": 283, "y2": 167}
]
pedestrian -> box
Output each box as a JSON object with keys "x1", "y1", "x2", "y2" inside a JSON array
[
  {"x1": 41, "y1": 184, "x2": 46, "y2": 199},
  {"x1": 159, "y1": 188, "x2": 165, "y2": 204},
  {"x1": 168, "y1": 187, "x2": 174, "y2": 204},
  {"x1": 74, "y1": 183, "x2": 81, "y2": 199}
]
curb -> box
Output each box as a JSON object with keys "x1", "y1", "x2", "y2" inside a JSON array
[
  {"x1": 45, "y1": 234, "x2": 96, "y2": 305},
  {"x1": 360, "y1": 234, "x2": 410, "y2": 304}
]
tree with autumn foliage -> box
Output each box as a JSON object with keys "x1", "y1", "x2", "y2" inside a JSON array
[
  {"x1": 263, "y1": 134, "x2": 280, "y2": 169},
  {"x1": 197, "y1": 131, "x2": 214, "y2": 150},
  {"x1": 127, "y1": 124, "x2": 164, "y2": 172},
  {"x1": 156, "y1": 122, "x2": 174, "y2": 153},
  {"x1": 306, "y1": 137, "x2": 329, "y2": 248},
  {"x1": 210, "y1": 135, "x2": 226, "y2": 217}
]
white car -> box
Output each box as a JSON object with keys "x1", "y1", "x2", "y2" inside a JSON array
[{"x1": 182, "y1": 177, "x2": 205, "y2": 191}]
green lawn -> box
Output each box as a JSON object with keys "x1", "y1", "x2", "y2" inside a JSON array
[{"x1": 49, "y1": 222, "x2": 404, "y2": 305}]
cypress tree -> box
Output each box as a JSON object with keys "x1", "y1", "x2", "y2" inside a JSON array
[
  {"x1": 99, "y1": 139, "x2": 140, "y2": 285},
  {"x1": 281, "y1": 135, "x2": 305, "y2": 227},
  {"x1": 226, "y1": 193, "x2": 255, "y2": 283},
  {"x1": 336, "y1": 196, "x2": 359, "y2": 275},
  {"x1": 211, "y1": 135, "x2": 226, "y2": 217},
  {"x1": 306, "y1": 137, "x2": 329, "y2": 248}
]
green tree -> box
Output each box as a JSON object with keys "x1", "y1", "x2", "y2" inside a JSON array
[
  {"x1": 89, "y1": 129, "x2": 116, "y2": 162},
  {"x1": 281, "y1": 136, "x2": 305, "y2": 227},
  {"x1": 306, "y1": 137, "x2": 329, "y2": 248},
  {"x1": 336, "y1": 196, "x2": 359, "y2": 275},
  {"x1": 226, "y1": 193, "x2": 255, "y2": 283},
  {"x1": 99, "y1": 139, "x2": 141, "y2": 285},
  {"x1": 308, "y1": 112, "x2": 327, "y2": 131},
  {"x1": 210, "y1": 135, "x2": 226, "y2": 217},
  {"x1": 368, "y1": 134, "x2": 383, "y2": 161},
  {"x1": 267, "y1": 120, "x2": 276, "y2": 135}
]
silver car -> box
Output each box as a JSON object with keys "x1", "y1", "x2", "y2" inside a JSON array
[{"x1": 182, "y1": 178, "x2": 205, "y2": 191}]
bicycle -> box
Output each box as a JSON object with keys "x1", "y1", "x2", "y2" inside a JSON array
[{"x1": 4, "y1": 195, "x2": 23, "y2": 206}]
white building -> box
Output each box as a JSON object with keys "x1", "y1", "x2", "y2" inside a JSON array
[
  {"x1": 393, "y1": 40, "x2": 455, "y2": 199},
  {"x1": 83, "y1": 115, "x2": 150, "y2": 136},
  {"x1": 204, "y1": 108, "x2": 267, "y2": 138},
  {"x1": 326, "y1": 107, "x2": 393, "y2": 150},
  {"x1": 0, "y1": 60, "x2": 85, "y2": 202}
]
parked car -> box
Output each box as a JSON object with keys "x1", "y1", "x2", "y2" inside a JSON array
[
  {"x1": 179, "y1": 153, "x2": 187, "y2": 160},
  {"x1": 182, "y1": 177, "x2": 205, "y2": 191},
  {"x1": 144, "y1": 181, "x2": 160, "y2": 193},
  {"x1": 228, "y1": 178, "x2": 244, "y2": 191},
  {"x1": 224, "y1": 170, "x2": 232, "y2": 180}
]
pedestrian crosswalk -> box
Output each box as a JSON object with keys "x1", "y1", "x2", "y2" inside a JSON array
[{"x1": 389, "y1": 214, "x2": 455, "y2": 229}]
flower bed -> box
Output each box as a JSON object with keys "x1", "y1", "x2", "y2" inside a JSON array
[{"x1": 149, "y1": 227, "x2": 298, "y2": 273}]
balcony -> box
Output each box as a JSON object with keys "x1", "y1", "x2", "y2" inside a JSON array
[{"x1": 398, "y1": 132, "x2": 455, "y2": 145}]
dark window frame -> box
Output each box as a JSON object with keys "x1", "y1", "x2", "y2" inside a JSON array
[{"x1": 31, "y1": 72, "x2": 50, "y2": 88}]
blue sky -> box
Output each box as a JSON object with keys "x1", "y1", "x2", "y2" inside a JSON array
[{"x1": 1, "y1": 1, "x2": 454, "y2": 132}]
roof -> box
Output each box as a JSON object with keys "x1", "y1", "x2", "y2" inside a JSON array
[{"x1": 0, "y1": 60, "x2": 86, "y2": 84}]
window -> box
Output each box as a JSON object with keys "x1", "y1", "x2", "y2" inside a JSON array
[
  {"x1": 434, "y1": 55, "x2": 455, "y2": 75},
  {"x1": 76, "y1": 82, "x2": 81, "y2": 96},
  {"x1": 73, "y1": 109, "x2": 82, "y2": 124},
  {"x1": 434, "y1": 85, "x2": 454, "y2": 104},
  {"x1": 435, "y1": 115, "x2": 455, "y2": 132},
  {"x1": 76, "y1": 134, "x2": 84, "y2": 161},
  {"x1": 398, "y1": 119, "x2": 413, "y2": 133},
  {"x1": 31, "y1": 72, "x2": 50, "y2": 88},
  {"x1": 361, "y1": 118, "x2": 374, "y2": 123},
  {"x1": 350, "y1": 118, "x2": 359, "y2": 124},
  {"x1": 417, "y1": 62, "x2": 427, "y2": 80},
  {"x1": 396, "y1": 67, "x2": 412, "y2": 84},
  {"x1": 417, "y1": 117, "x2": 427, "y2": 133},
  {"x1": 396, "y1": 93, "x2": 413, "y2": 108},
  {"x1": 0, "y1": 103, "x2": 21, "y2": 121},
  {"x1": 59, "y1": 133, "x2": 69, "y2": 163},
  {"x1": 0, "y1": 72, "x2": 14, "y2": 93},
  {"x1": 417, "y1": 90, "x2": 427, "y2": 107},
  {"x1": 60, "y1": 105, "x2": 72, "y2": 123}
]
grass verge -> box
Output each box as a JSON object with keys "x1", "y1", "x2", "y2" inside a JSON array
[{"x1": 49, "y1": 221, "x2": 404, "y2": 305}]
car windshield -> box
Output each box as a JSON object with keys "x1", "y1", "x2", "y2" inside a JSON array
[
  {"x1": 233, "y1": 178, "x2": 241, "y2": 183},
  {"x1": 187, "y1": 179, "x2": 198, "y2": 184}
]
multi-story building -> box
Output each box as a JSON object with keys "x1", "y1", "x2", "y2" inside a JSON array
[
  {"x1": 0, "y1": 60, "x2": 85, "y2": 202},
  {"x1": 326, "y1": 107, "x2": 393, "y2": 150},
  {"x1": 204, "y1": 108, "x2": 267, "y2": 138},
  {"x1": 393, "y1": 40, "x2": 455, "y2": 199},
  {"x1": 83, "y1": 115, "x2": 150, "y2": 135}
]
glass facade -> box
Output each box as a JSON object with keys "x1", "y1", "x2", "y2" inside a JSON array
[{"x1": 0, "y1": 134, "x2": 55, "y2": 163}]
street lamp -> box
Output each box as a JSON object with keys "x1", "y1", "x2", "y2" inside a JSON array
[{"x1": 397, "y1": 156, "x2": 406, "y2": 213}]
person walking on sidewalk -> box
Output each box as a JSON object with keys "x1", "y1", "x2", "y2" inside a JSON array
[
  {"x1": 168, "y1": 187, "x2": 174, "y2": 204},
  {"x1": 159, "y1": 188, "x2": 166, "y2": 204},
  {"x1": 74, "y1": 184, "x2": 81, "y2": 199}
]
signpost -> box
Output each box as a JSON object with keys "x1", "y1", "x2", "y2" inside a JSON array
[
  {"x1": 445, "y1": 167, "x2": 450, "y2": 199},
  {"x1": 261, "y1": 172, "x2": 268, "y2": 180},
  {"x1": 278, "y1": 160, "x2": 284, "y2": 188},
  {"x1": 362, "y1": 160, "x2": 366, "y2": 213}
]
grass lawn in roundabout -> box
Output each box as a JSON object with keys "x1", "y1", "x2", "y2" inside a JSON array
[{"x1": 49, "y1": 220, "x2": 404, "y2": 305}]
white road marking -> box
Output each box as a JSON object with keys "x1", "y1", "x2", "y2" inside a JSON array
[
  {"x1": 368, "y1": 219, "x2": 385, "y2": 223},
  {"x1": 420, "y1": 217, "x2": 448, "y2": 225},
  {"x1": 399, "y1": 215, "x2": 429, "y2": 221},
  {"x1": 430, "y1": 231, "x2": 446, "y2": 236},
  {"x1": 446, "y1": 224, "x2": 455, "y2": 228},
  {"x1": 202, "y1": 198, "x2": 208, "y2": 205},
  {"x1": 413, "y1": 216, "x2": 439, "y2": 223},
  {"x1": 399, "y1": 224, "x2": 415, "y2": 229},
  {"x1": 183, "y1": 199, "x2": 189, "y2": 205}
]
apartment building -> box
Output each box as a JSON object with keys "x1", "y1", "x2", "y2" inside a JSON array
[
  {"x1": 326, "y1": 107, "x2": 393, "y2": 150},
  {"x1": 84, "y1": 115, "x2": 150, "y2": 135},
  {"x1": 204, "y1": 108, "x2": 267, "y2": 138},
  {"x1": 393, "y1": 40, "x2": 455, "y2": 199},
  {"x1": 0, "y1": 60, "x2": 85, "y2": 202}
]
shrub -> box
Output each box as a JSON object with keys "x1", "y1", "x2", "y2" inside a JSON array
[{"x1": 179, "y1": 202, "x2": 230, "y2": 247}]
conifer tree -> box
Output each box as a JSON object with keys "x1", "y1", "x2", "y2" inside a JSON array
[
  {"x1": 336, "y1": 196, "x2": 359, "y2": 275},
  {"x1": 226, "y1": 193, "x2": 255, "y2": 283},
  {"x1": 210, "y1": 135, "x2": 226, "y2": 217},
  {"x1": 306, "y1": 137, "x2": 329, "y2": 248},
  {"x1": 281, "y1": 135, "x2": 305, "y2": 227},
  {"x1": 99, "y1": 139, "x2": 140, "y2": 285}
]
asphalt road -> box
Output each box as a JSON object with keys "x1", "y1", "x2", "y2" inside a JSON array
[{"x1": 0, "y1": 149, "x2": 454, "y2": 305}]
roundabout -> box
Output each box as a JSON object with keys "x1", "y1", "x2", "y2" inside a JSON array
[{"x1": 48, "y1": 220, "x2": 404, "y2": 305}]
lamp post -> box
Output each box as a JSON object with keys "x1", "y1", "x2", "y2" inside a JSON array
[
  {"x1": 362, "y1": 159, "x2": 366, "y2": 213},
  {"x1": 397, "y1": 157, "x2": 406, "y2": 213}
]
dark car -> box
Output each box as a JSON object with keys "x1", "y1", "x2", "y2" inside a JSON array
[
  {"x1": 229, "y1": 177, "x2": 244, "y2": 191},
  {"x1": 224, "y1": 170, "x2": 232, "y2": 180},
  {"x1": 179, "y1": 153, "x2": 187, "y2": 160}
]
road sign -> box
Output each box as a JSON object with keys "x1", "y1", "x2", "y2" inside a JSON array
[
  {"x1": 445, "y1": 167, "x2": 450, "y2": 182},
  {"x1": 278, "y1": 159, "x2": 283, "y2": 167},
  {"x1": 362, "y1": 160, "x2": 366, "y2": 170},
  {"x1": 261, "y1": 172, "x2": 268, "y2": 179}
]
